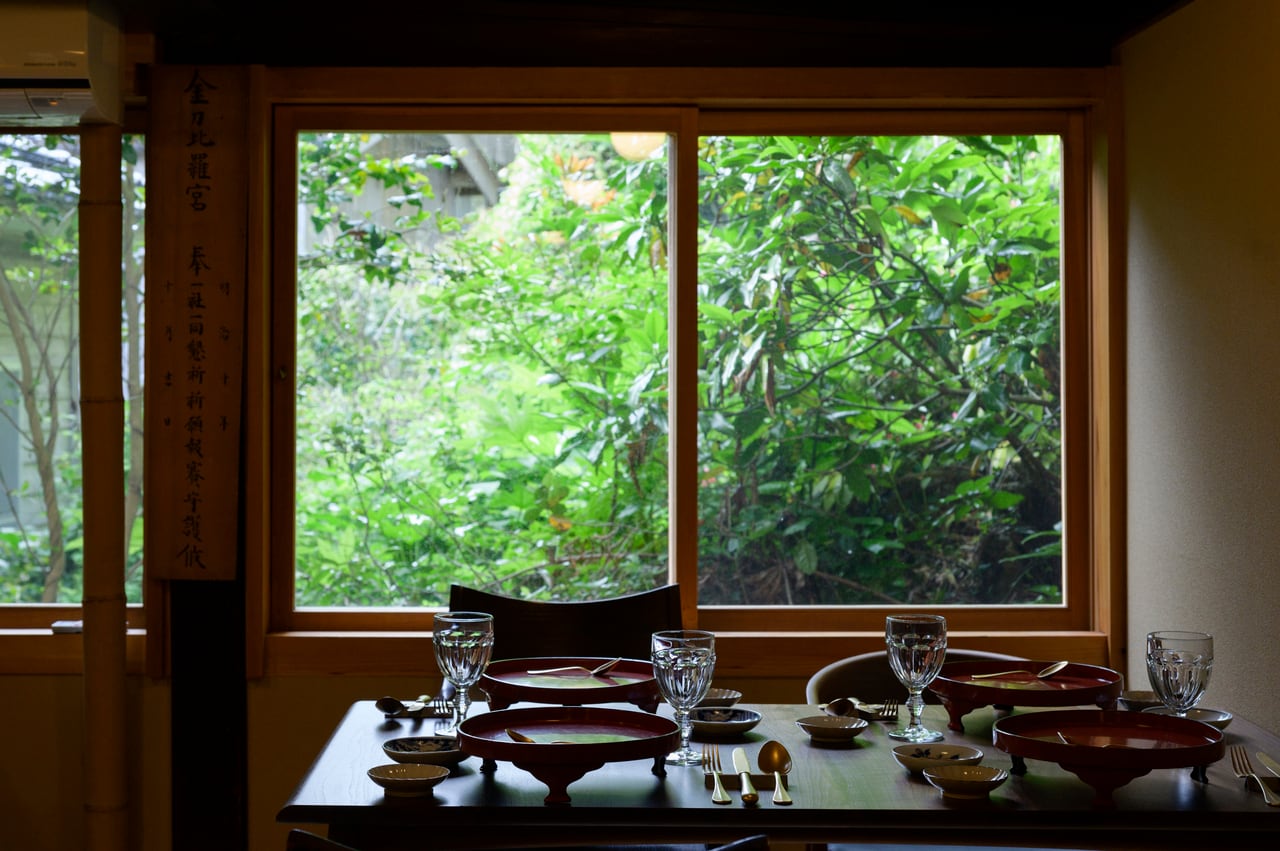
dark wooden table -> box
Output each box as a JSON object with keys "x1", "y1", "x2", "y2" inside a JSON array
[{"x1": 278, "y1": 700, "x2": 1280, "y2": 850}]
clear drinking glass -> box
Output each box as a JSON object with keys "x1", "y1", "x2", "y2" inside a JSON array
[
  {"x1": 651, "y1": 629, "x2": 717, "y2": 766},
  {"x1": 433, "y1": 611, "x2": 495, "y2": 733},
  {"x1": 1146, "y1": 630, "x2": 1213, "y2": 717},
  {"x1": 885, "y1": 614, "x2": 947, "y2": 743}
]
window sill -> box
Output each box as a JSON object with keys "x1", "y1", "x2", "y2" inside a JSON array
[
  {"x1": 261, "y1": 629, "x2": 1110, "y2": 678},
  {"x1": 0, "y1": 629, "x2": 147, "y2": 675}
]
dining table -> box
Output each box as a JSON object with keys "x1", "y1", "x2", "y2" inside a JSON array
[{"x1": 278, "y1": 699, "x2": 1280, "y2": 850}]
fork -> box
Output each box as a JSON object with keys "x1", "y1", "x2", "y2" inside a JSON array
[
  {"x1": 878, "y1": 699, "x2": 899, "y2": 721},
  {"x1": 702, "y1": 743, "x2": 731, "y2": 804},
  {"x1": 1230, "y1": 745, "x2": 1280, "y2": 806}
]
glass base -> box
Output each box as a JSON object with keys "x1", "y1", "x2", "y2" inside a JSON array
[
  {"x1": 887, "y1": 725, "x2": 944, "y2": 743},
  {"x1": 665, "y1": 746, "x2": 703, "y2": 766}
]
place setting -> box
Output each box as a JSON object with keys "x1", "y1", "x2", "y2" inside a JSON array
[{"x1": 992, "y1": 628, "x2": 1226, "y2": 807}]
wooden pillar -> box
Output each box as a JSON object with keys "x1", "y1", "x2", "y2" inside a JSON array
[{"x1": 80, "y1": 123, "x2": 128, "y2": 851}]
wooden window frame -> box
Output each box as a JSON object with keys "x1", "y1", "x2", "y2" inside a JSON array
[{"x1": 248, "y1": 67, "x2": 1124, "y2": 678}]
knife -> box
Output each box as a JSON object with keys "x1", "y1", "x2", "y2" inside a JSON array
[
  {"x1": 731, "y1": 747, "x2": 759, "y2": 806},
  {"x1": 1257, "y1": 751, "x2": 1280, "y2": 778}
]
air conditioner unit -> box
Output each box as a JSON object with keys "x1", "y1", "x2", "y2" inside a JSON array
[{"x1": 0, "y1": 0, "x2": 121, "y2": 127}]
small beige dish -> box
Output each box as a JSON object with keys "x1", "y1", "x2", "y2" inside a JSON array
[
  {"x1": 382, "y1": 736, "x2": 471, "y2": 767},
  {"x1": 367, "y1": 763, "x2": 449, "y2": 797},
  {"x1": 922, "y1": 764, "x2": 1008, "y2": 799},
  {"x1": 795, "y1": 715, "x2": 869, "y2": 743},
  {"x1": 690, "y1": 707, "x2": 761, "y2": 738},
  {"x1": 697, "y1": 687, "x2": 743, "y2": 708},
  {"x1": 1117, "y1": 690, "x2": 1163, "y2": 712},
  {"x1": 1142, "y1": 706, "x2": 1233, "y2": 730},
  {"x1": 891, "y1": 743, "x2": 984, "y2": 774}
]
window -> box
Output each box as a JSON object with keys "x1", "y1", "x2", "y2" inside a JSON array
[
  {"x1": 259, "y1": 70, "x2": 1118, "y2": 671},
  {"x1": 0, "y1": 132, "x2": 145, "y2": 629}
]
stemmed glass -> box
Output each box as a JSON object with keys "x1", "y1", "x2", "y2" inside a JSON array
[
  {"x1": 651, "y1": 629, "x2": 717, "y2": 766},
  {"x1": 433, "y1": 611, "x2": 495, "y2": 733},
  {"x1": 1146, "y1": 630, "x2": 1214, "y2": 717},
  {"x1": 885, "y1": 614, "x2": 947, "y2": 743}
]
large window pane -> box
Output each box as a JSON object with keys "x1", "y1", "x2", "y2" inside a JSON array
[
  {"x1": 696, "y1": 135, "x2": 1062, "y2": 607},
  {"x1": 293, "y1": 131, "x2": 670, "y2": 607},
  {"x1": 0, "y1": 133, "x2": 145, "y2": 606}
]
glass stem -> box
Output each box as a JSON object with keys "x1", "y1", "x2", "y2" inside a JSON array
[
  {"x1": 906, "y1": 689, "x2": 925, "y2": 731},
  {"x1": 455, "y1": 686, "x2": 472, "y2": 728},
  {"x1": 676, "y1": 708, "x2": 692, "y2": 752}
]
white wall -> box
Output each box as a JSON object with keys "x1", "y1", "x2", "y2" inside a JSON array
[{"x1": 1121, "y1": 0, "x2": 1280, "y2": 731}]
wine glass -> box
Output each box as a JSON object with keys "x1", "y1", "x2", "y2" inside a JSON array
[
  {"x1": 433, "y1": 611, "x2": 495, "y2": 733},
  {"x1": 651, "y1": 629, "x2": 717, "y2": 766},
  {"x1": 885, "y1": 614, "x2": 947, "y2": 743},
  {"x1": 1146, "y1": 630, "x2": 1213, "y2": 717}
]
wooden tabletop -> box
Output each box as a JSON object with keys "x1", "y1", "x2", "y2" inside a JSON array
[{"x1": 278, "y1": 700, "x2": 1280, "y2": 850}]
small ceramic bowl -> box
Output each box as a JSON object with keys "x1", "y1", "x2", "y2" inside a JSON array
[
  {"x1": 922, "y1": 764, "x2": 1008, "y2": 799},
  {"x1": 367, "y1": 763, "x2": 450, "y2": 797},
  {"x1": 697, "y1": 687, "x2": 744, "y2": 708},
  {"x1": 1117, "y1": 690, "x2": 1163, "y2": 712},
  {"x1": 891, "y1": 743, "x2": 984, "y2": 774},
  {"x1": 795, "y1": 715, "x2": 869, "y2": 743},
  {"x1": 1142, "y1": 705, "x2": 1234, "y2": 730},
  {"x1": 382, "y1": 736, "x2": 471, "y2": 767},
  {"x1": 690, "y1": 707, "x2": 762, "y2": 738}
]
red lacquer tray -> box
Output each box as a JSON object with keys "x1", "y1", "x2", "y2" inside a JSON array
[
  {"x1": 480, "y1": 657, "x2": 661, "y2": 712},
  {"x1": 929, "y1": 660, "x2": 1123, "y2": 732},
  {"x1": 993, "y1": 708, "x2": 1224, "y2": 806},
  {"x1": 458, "y1": 706, "x2": 679, "y2": 804}
]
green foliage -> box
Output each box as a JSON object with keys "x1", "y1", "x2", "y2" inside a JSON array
[
  {"x1": 695, "y1": 135, "x2": 1062, "y2": 604},
  {"x1": 292, "y1": 130, "x2": 1063, "y2": 608}
]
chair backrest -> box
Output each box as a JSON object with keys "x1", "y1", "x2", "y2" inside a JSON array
[
  {"x1": 447, "y1": 583, "x2": 683, "y2": 662},
  {"x1": 804, "y1": 647, "x2": 1027, "y2": 705},
  {"x1": 286, "y1": 829, "x2": 361, "y2": 851}
]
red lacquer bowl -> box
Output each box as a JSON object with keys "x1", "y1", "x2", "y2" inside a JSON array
[
  {"x1": 480, "y1": 657, "x2": 661, "y2": 712},
  {"x1": 930, "y1": 660, "x2": 1124, "y2": 733},
  {"x1": 458, "y1": 705, "x2": 679, "y2": 805},
  {"x1": 992, "y1": 708, "x2": 1224, "y2": 806}
]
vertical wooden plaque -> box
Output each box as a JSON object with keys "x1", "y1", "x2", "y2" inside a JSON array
[{"x1": 145, "y1": 66, "x2": 247, "y2": 580}]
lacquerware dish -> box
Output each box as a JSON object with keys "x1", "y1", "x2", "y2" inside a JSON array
[
  {"x1": 930, "y1": 660, "x2": 1124, "y2": 733},
  {"x1": 457, "y1": 705, "x2": 680, "y2": 804},
  {"x1": 696, "y1": 687, "x2": 743, "y2": 708},
  {"x1": 366, "y1": 763, "x2": 450, "y2": 797},
  {"x1": 795, "y1": 715, "x2": 869, "y2": 744},
  {"x1": 992, "y1": 708, "x2": 1224, "y2": 807},
  {"x1": 689, "y1": 707, "x2": 761, "y2": 738},
  {"x1": 891, "y1": 743, "x2": 984, "y2": 775},
  {"x1": 382, "y1": 736, "x2": 471, "y2": 768},
  {"x1": 922, "y1": 764, "x2": 1008, "y2": 799},
  {"x1": 480, "y1": 657, "x2": 661, "y2": 712},
  {"x1": 1142, "y1": 706, "x2": 1233, "y2": 730}
]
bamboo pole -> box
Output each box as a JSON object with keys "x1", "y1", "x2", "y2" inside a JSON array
[{"x1": 79, "y1": 122, "x2": 128, "y2": 851}]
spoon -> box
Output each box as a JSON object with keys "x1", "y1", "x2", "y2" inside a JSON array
[
  {"x1": 527, "y1": 657, "x2": 623, "y2": 676},
  {"x1": 757, "y1": 740, "x2": 793, "y2": 805},
  {"x1": 506, "y1": 728, "x2": 572, "y2": 744},
  {"x1": 971, "y1": 660, "x2": 1069, "y2": 680},
  {"x1": 823, "y1": 697, "x2": 857, "y2": 717}
]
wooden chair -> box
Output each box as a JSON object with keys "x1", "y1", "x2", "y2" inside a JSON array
[
  {"x1": 447, "y1": 583, "x2": 683, "y2": 662},
  {"x1": 804, "y1": 648, "x2": 1027, "y2": 705}
]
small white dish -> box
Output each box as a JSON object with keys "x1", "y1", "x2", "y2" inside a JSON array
[
  {"x1": 367, "y1": 763, "x2": 449, "y2": 797},
  {"x1": 382, "y1": 736, "x2": 471, "y2": 767},
  {"x1": 697, "y1": 687, "x2": 744, "y2": 708},
  {"x1": 690, "y1": 707, "x2": 761, "y2": 737},
  {"x1": 795, "y1": 715, "x2": 869, "y2": 743},
  {"x1": 891, "y1": 743, "x2": 984, "y2": 774},
  {"x1": 1142, "y1": 705, "x2": 1233, "y2": 730},
  {"x1": 922, "y1": 764, "x2": 1008, "y2": 799}
]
